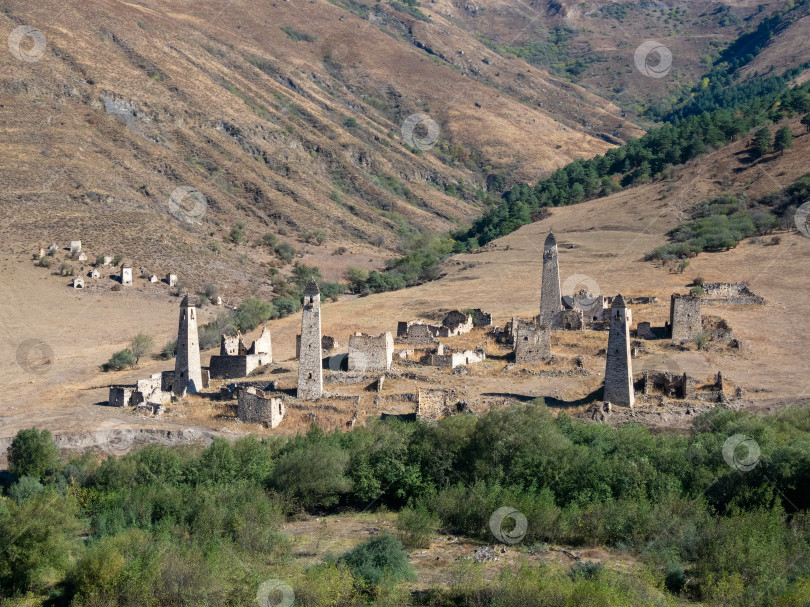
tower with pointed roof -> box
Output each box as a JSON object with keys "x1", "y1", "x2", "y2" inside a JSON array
[
  {"x1": 603, "y1": 294, "x2": 634, "y2": 406},
  {"x1": 297, "y1": 281, "x2": 323, "y2": 400},
  {"x1": 174, "y1": 294, "x2": 203, "y2": 395},
  {"x1": 539, "y1": 230, "x2": 562, "y2": 327}
]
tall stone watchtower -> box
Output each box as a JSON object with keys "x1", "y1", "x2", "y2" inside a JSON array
[
  {"x1": 539, "y1": 230, "x2": 562, "y2": 327},
  {"x1": 173, "y1": 294, "x2": 203, "y2": 395},
  {"x1": 603, "y1": 294, "x2": 634, "y2": 406},
  {"x1": 297, "y1": 281, "x2": 323, "y2": 400}
]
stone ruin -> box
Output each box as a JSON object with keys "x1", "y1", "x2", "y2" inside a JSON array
[
  {"x1": 638, "y1": 369, "x2": 726, "y2": 402},
  {"x1": 322, "y1": 335, "x2": 339, "y2": 352},
  {"x1": 209, "y1": 327, "x2": 272, "y2": 379},
  {"x1": 702, "y1": 315, "x2": 736, "y2": 346},
  {"x1": 396, "y1": 309, "x2": 481, "y2": 345},
  {"x1": 561, "y1": 290, "x2": 609, "y2": 323},
  {"x1": 640, "y1": 371, "x2": 696, "y2": 399},
  {"x1": 701, "y1": 282, "x2": 763, "y2": 304},
  {"x1": 396, "y1": 321, "x2": 438, "y2": 346},
  {"x1": 109, "y1": 372, "x2": 174, "y2": 411},
  {"x1": 513, "y1": 318, "x2": 552, "y2": 363},
  {"x1": 70, "y1": 240, "x2": 81, "y2": 254},
  {"x1": 121, "y1": 264, "x2": 133, "y2": 286},
  {"x1": 348, "y1": 332, "x2": 394, "y2": 372},
  {"x1": 416, "y1": 387, "x2": 467, "y2": 422},
  {"x1": 72, "y1": 276, "x2": 84, "y2": 289},
  {"x1": 148, "y1": 274, "x2": 158, "y2": 283},
  {"x1": 670, "y1": 293, "x2": 701, "y2": 344},
  {"x1": 77, "y1": 252, "x2": 88, "y2": 262},
  {"x1": 88, "y1": 268, "x2": 100, "y2": 279},
  {"x1": 167, "y1": 273, "x2": 177, "y2": 287},
  {"x1": 428, "y1": 344, "x2": 486, "y2": 369},
  {"x1": 237, "y1": 386, "x2": 285, "y2": 427},
  {"x1": 297, "y1": 281, "x2": 323, "y2": 400}
]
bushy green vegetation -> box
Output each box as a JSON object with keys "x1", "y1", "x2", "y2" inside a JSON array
[
  {"x1": 455, "y1": 79, "x2": 810, "y2": 249},
  {"x1": 647, "y1": 174, "x2": 810, "y2": 260},
  {"x1": 3, "y1": 405, "x2": 810, "y2": 604},
  {"x1": 347, "y1": 233, "x2": 454, "y2": 294}
]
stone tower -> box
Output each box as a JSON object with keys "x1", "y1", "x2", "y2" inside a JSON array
[
  {"x1": 603, "y1": 294, "x2": 634, "y2": 406},
  {"x1": 173, "y1": 294, "x2": 203, "y2": 395},
  {"x1": 297, "y1": 281, "x2": 323, "y2": 400},
  {"x1": 670, "y1": 293, "x2": 702, "y2": 343},
  {"x1": 539, "y1": 230, "x2": 562, "y2": 327}
]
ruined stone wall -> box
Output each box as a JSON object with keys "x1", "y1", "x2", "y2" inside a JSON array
[
  {"x1": 237, "y1": 387, "x2": 285, "y2": 428},
  {"x1": 470, "y1": 309, "x2": 492, "y2": 327},
  {"x1": 551, "y1": 309, "x2": 584, "y2": 330},
  {"x1": 397, "y1": 322, "x2": 438, "y2": 346},
  {"x1": 248, "y1": 327, "x2": 272, "y2": 356},
  {"x1": 701, "y1": 282, "x2": 763, "y2": 303},
  {"x1": 297, "y1": 285, "x2": 323, "y2": 399},
  {"x1": 109, "y1": 387, "x2": 133, "y2": 407},
  {"x1": 210, "y1": 353, "x2": 270, "y2": 379},
  {"x1": 514, "y1": 321, "x2": 552, "y2": 363},
  {"x1": 604, "y1": 297, "x2": 634, "y2": 406},
  {"x1": 431, "y1": 349, "x2": 486, "y2": 368},
  {"x1": 441, "y1": 311, "x2": 474, "y2": 336},
  {"x1": 221, "y1": 334, "x2": 244, "y2": 356},
  {"x1": 416, "y1": 388, "x2": 449, "y2": 422},
  {"x1": 348, "y1": 332, "x2": 394, "y2": 371},
  {"x1": 670, "y1": 294, "x2": 702, "y2": 343},
  {"x1": 702, "y1": 316, "x2": 734, "y2": 344}
]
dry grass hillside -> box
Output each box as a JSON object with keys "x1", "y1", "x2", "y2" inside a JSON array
[
  {"x1": 0, "y1": 0, "x2": 645, "y2": 297},
  {"x1": 2, "y1": 115, "x2": 808, "y2": 449},
  {"x1": 0, "y1": 0, "x2": 801, "y2": 302}
]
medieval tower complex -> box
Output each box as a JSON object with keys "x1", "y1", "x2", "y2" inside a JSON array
[
  {"x1": 297, "y1": 280, "x2": 323, "y2": 400},
  {"x1": 603, "y1": 294, "x2": 635, "y2": 406},
  {"x1": 173, "y1": 294, "x2": 203, "y2": 395},
  {"x1": 539, "y1": 230, "x2": 562, "y2": 327}
]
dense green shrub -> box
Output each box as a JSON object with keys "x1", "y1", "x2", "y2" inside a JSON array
[
  {"x1": 337, "y1": 533, "x2": 415, "y2": 590},
  {"x1": 8, "y1": 429, "x2": 59, "y2": 480}
]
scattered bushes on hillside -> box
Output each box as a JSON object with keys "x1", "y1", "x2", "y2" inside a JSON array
[
  {"x1": 101, "y1": 349, "x2": 136, "y2": 371},
  {"x1": 647, "y1": 174, "x2": 809, "y2": 261}
]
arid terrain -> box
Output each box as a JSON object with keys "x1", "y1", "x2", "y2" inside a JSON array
[{"x1": 2, "y1": 114, "x2": 809, "y2": 458}]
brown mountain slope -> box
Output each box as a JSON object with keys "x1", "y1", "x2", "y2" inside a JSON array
[
  {"x1": 0, "y1": 0, "x2": 636, "y2": 272},
  {"x1": 2, "y1": 116, "x2": 808, "y2": 442}
]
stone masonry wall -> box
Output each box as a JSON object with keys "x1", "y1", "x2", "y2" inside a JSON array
[
  {"x1": 348, "y1": 332, "x2": 394, "y2": 371},
  {"x1": 670, "y1": 294, "x2": 702, "y2": 343},
  {"x1": 514, "y1": 321, "x2": 552, "y2": 363},
  {"x1": 238, "y1": 387, "x2": 285, "y2": 428}
]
